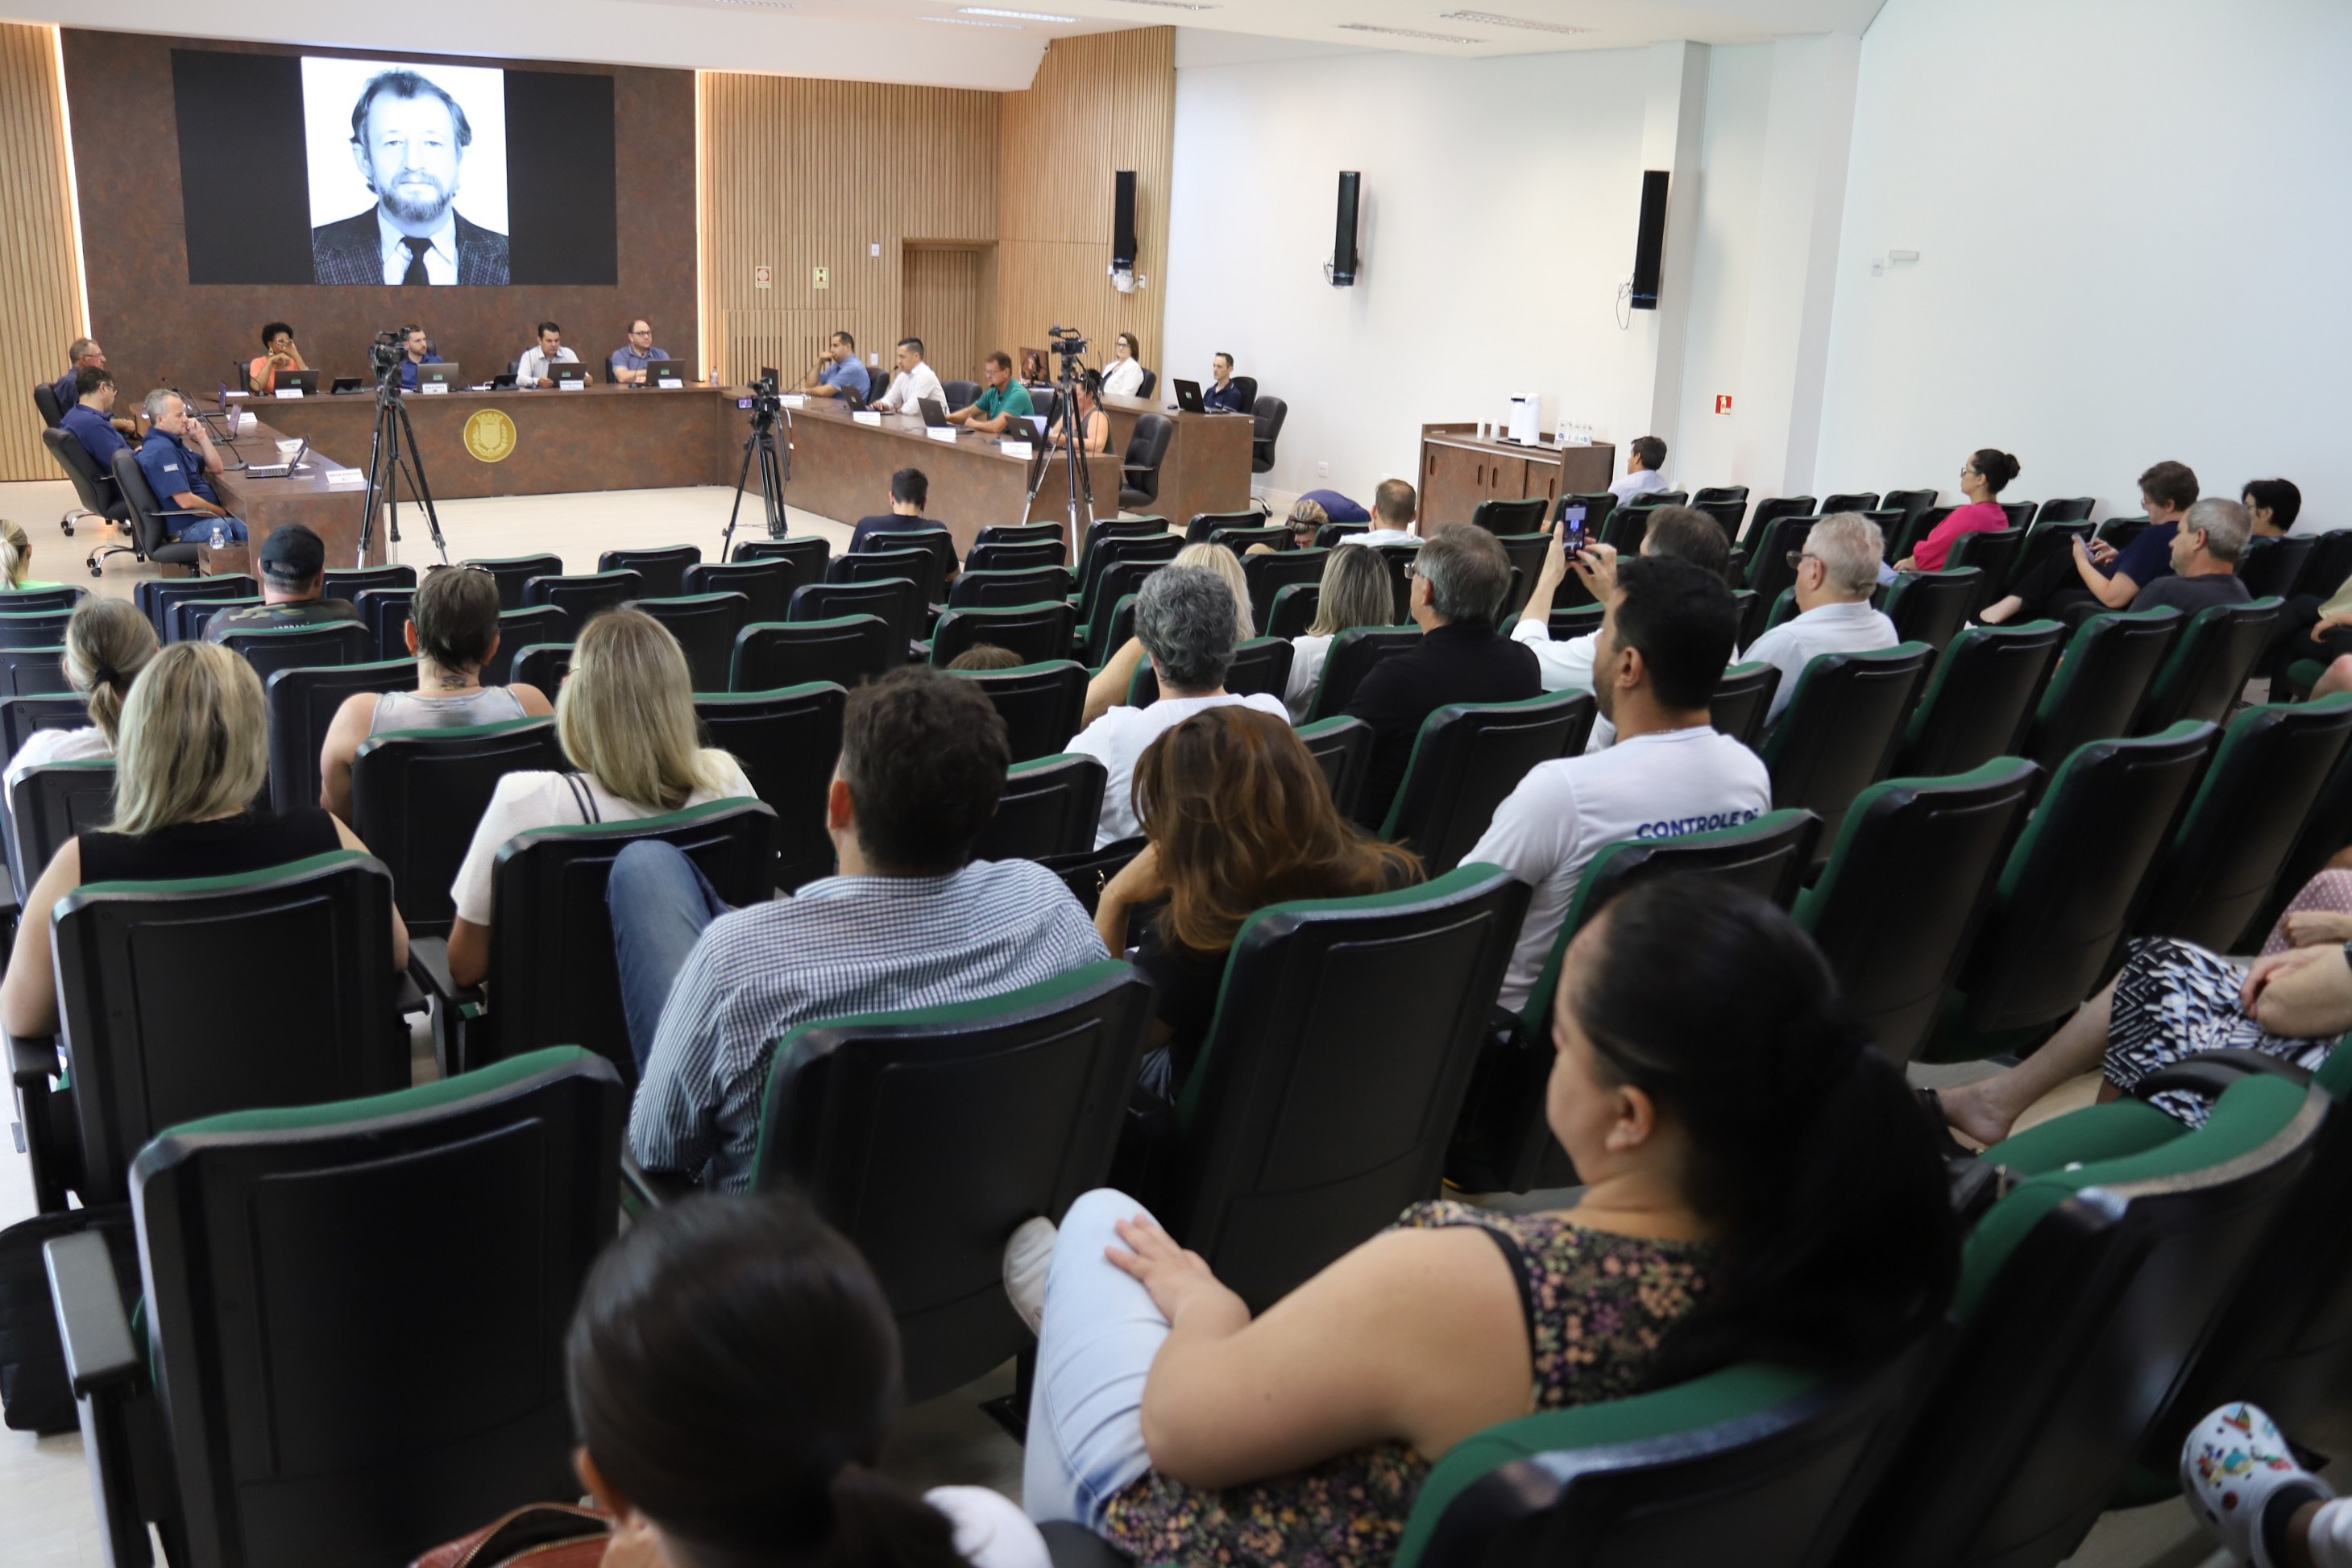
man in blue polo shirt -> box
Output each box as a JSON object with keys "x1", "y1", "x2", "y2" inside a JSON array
[
  {"x1": 1204, "y1": 351, "x2": 1247, "y2": 413},
  {"x1": 48, "y1": 338, "x2": 138, "y2": 437},
  {"x1": 395, "y1": 326, "x2": 446, "y2": 392},
  {"x1": 135, "y1": 389, "x2": 246, "y2": 542},
  {"x1": 59, "y1": 367, "x2": 131, "y2": 472},
  {"x1": 800, "y1": 330, "x2": 871, "y2": 404},
  {"x1": 608, "y1": 318, "x2": 670, "y2": 385}
]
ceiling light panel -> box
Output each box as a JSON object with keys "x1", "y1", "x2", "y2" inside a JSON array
[
  {"x1": 1336, "y1": 23, "x2": 1486, "y2": 44},
  {"x1": 1108, "y1": 0, "x2": 1218, "y2": 7},
  {"x1": 1436, "y1": 9, "x2": 1594, "y2": 33},
  {"x1": 959, "y1": 6, "x2": 1078, "y2": 19},
  {"x1": 924, "y1": 14, "x2": 1025, "y2": 25}
]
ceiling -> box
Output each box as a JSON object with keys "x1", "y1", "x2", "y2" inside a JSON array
[{"x1": 1, "y1": 0, "x2": 1889, "y2": 87}]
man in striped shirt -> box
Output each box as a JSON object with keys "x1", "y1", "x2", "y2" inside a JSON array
[{"x1": 616, "y1": 668, "x2": 1108, "y2": 1190}]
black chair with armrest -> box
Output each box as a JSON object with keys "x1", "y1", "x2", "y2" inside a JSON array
[
  {"x1": 263, "y1": 658, "x2": 414, "y2": 814},
  {"x1": 104, "y1": 448, "x2": 204, "y2": 580},
  {"x1": 682, "y1": 558, "x2": 794, "y2": 624},
  {"x1": 599, "y1": 544, "x2": 703, "y2": 599},
  {"x1": 695, "y1": 683, "x2": 844, "y2": 892}
]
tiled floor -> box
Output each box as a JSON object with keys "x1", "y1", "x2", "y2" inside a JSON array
[{"x1": 0, "y1": 475, "x2": 2240, "y2": 1566}]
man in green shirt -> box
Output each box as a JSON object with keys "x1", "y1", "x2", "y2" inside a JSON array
[{"x1": 948, "y1": 350, "x2": 1036, "y2": 435}]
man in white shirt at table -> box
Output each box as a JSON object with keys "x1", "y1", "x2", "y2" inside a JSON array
[
  {"x1": 516, "y1": 321, "x2": 580, "y2": 388},
  {"x1": 871, "y1": 337, "x2": 947, "y2": 415},
  {"x1": 1467, "y1": 554, "x2": 1772, "y2": 1014},
  {"x1": 1610, "y1": 434, "x2": 1671, "y2": 504},
  {"x1": 1741, "y1": 511, "x2": 1899, "y2": 727}
]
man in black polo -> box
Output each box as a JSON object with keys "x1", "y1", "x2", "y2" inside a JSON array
[{"x1": 204, "y1": 525, "x2": 361, "y2": 641}]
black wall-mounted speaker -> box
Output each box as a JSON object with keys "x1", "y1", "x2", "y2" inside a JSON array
[
  {"x1": 1113, "y1": 170, "x2": 1138, "y2": 270},
  {"x1": 1631, "y1": 169, "x2": 1670, "y2": 310},
  {"x1": 1332, "y1": 171, "x2": 1362, "y2": 287}
]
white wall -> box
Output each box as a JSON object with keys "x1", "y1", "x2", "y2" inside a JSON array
[
  {"x1": 1669, "y1": 43, "x2": 1770, "y2": 489},
  {"x1": 1816, "y1": 0, "x2": 2352, "y2": 525},
  {"x1": 1162, "y1": 46, "x2": 1659, "y2": 508}
]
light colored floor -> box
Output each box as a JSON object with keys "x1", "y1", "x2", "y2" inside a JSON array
[{"x1": 0, "y1": 475, "x2": 2243, "y2": 1565}]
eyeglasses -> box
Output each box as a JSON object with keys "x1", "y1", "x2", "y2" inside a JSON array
[{"x1": 1785, "y1": 550, "x2": 1823, "y2": 570}]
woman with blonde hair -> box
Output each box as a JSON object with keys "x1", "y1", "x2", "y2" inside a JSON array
[
  {"x1": 446, "y1": 608, "x2": 753, "y2": 987},
  {"x1": 0, "y1": 641, "x2": 406, "y2": 1036},
  {"x1": 0, "y1": 520, "x2": 60, "y2": 590},
  {"x1": 3, "y1": 597, "x2": 158, "y2": 789},
  {"x1": 1284, "y1": 542, "x2": 1395, "y2": 720}
]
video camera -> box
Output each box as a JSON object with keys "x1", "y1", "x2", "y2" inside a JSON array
[
  {"x1": 368, "y1": 330, "x2": 403, "y2": 382},
  {"x1": 1047, "y1": 325, "x2": 1089, "y2": 362}
]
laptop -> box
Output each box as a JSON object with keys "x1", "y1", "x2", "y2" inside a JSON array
[
  {"x1": 419, "y1": 363, "x2": 463, "y2": 391},
  {"x1": 916, "y1": 396, "x2": 953, "y2": 429},
  {"x1": 330, "y1": 375, "x2": 364, "y2": 395},
  {"x1": 641, "y1": 359, "x2": 686, "y2": 388},
  {"x1": 244, "y1": 436, "x2": 309, "y2": 479},
  {"x1": 552, "y1": 361, "x2": 591, "y2": 388},
  {"x1": 1171, "y1": 378, "x2": 1205, "y2": 414},
  {"x1": 490, "y1": 372, "x2": 518, "y2": 391},
  {"x1": 273, "y1": 369, "x2": 321, "y2": 396}
]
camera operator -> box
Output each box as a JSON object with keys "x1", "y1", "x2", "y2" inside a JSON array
[{"x1": 393, "y1": 326, "x2": 444, "y2": 392}]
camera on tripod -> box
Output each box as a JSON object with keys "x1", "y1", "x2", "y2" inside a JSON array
[
  {"x1": 368, "y1": 330, "x2": 404, "y2": 382},
  {"x1": 1047, "y1": 325, "x2": 1089, "y2": 363}
]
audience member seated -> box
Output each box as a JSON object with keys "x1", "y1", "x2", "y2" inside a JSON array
[
  {"x1": 1981, "y1": 459, "x2": 2199, "y2": 624},
  {"x1": 1514, "y1": 504, "x2": 1731, "y2": 749},
  {"x1": 2130, "y1": 496, "x2": 2254, "y2": 615},
  {"x1": 1015, "y1": 879, "x2": 1959, "y2": 1566},
  {"x1": 1071, "y1": 567, "x2": 1289, "y2": 847},
  {"x1": 1284, "y1": 542, "x2": 1395, "y2": 720},
  {"x1": 1100, "y1": 331, "x2": 1147, "y2": 399},
  {"x1": 395, "y1": 325, "x2": 444, "y2": 391},
  {"x1": 2, "y1": 597, "x2": 155, "y2": 790},
  {"x1": 2244, "y1": 476, "x2": 2300, "y2": 541},
  {"x1": 616, "y1": 667, "x2": 1105, "y2": 1188},
  {"x1": 945, "y1": 642, "x2": 1025, "y2": 671},
  {"x1": 1053, "y1": 371, "x2": 1111, "y2": 454},
  {"x1": 446, "y1": 608, "x2": 755, "y2": 989},
  {"x1": 1242, "y1": 496, "x2": 1326, "y2": 558},
  {"x1": 1204, "y1": 351, "x2": 1247, "y2": 413},
  {"x1": 58, "y1": 367, "x2": 130, "y2": 473},
  {"x1": 1097, "y1": 707, "x2": 1421, "y2": 1113},
  {"x1": 1175, "y1": 541, "x2": 1253, "y2": 639},
  {"x1": 1471, "y1": 556, "x2": 1771, "y2": 1013},
  {"x1": 136, "y1": 388, "x2": 247, "y2": 544},
  {"x1": 1744, "y1": 511, "x2": 1898, "y2": 725},
  {"x1": 1609, "y1": 433, "x2": 1671, "y2": 504},
  {"x1": 2183, "y1": 1402, "x2": 2352, "y2": 1568},
  {"x1": 48, "y1": 338, "x2": 135, "y2": 433},
  {"x1": 1344, "y1": 523, "x2": 1540, "y2": 825},
  {"x1": 948, "y1": 351, "x2": 1036, "y2": 433},
  {"x1": 0, "y1": 642, "x2": 407, "y2": 1037},
  {"x1": 608, "y1": 317, "x2": 669, "y2": 385},
  {"x1": 1298, "y1": 487, "x2": 1371, "y2": 526},
  {"x1": 799, "y1": 330, "x2": 871, "y2": 403},
  {"x1": 516, "y1": 321, "x2": 579, "y2": 388},
  {"x1": 317, "y1": 563, "x2": 554, "y2": 819},
  {"x1": 203, "y1": 524, "x2": 357, "y2": 639},
  {"x1": 1347, "y1": 478, "x2": 1420, "y2": 545},
  {"x1": 1895, "y1": 449, "x2": 2018, "y2": 571},
  {"x1": 567, "y1": 1192, "x2": 1053, "y2": 1568},
  {"x1": 0, "y1": 519, "x2": 58, "y2": 591},
  {"x1": 873, "y1": 336, "x2": 948, "y2": 415},
  {"x1": 848, "y1": 466, "x2": 956, "y2": 568},
  {"x1": 246, "y1": 321, "x2": 309, "y2": 396}
]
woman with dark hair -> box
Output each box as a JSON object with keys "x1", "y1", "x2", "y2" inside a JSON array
[
  {"x1": 1097, "y1": 706, "x2": 1421, "y2": 1107},
  {"x1": 247, "y1": 321, "x2": 309, "y2": 396},
  {"x1": 569, "y1": 1192, "x2": 1051, "y2": 1568},
  {"x1": 1019, "y1": 881, "x2": 1960, "y2": 1567},
  {"x1": 1897, "y1": 448, "x2": 2018, "y2": 572}
]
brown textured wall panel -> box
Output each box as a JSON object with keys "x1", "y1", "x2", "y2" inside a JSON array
[
  {"x1": 0, "y1": 25, "x2": 86, "y2": 481},
  {"x1": 902, "y1": 245, "x2": 988, "y2": 387},
  {"x1": 60, "y1": 30, "x2": 695, "y2": 404}
]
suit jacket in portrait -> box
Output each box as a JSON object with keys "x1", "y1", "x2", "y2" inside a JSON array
[{"x1": 310, "y1": 209, "x2": 512, "y2": 286}]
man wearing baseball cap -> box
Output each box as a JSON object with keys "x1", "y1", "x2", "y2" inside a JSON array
[{"x1": 203, "y1": 525, "x2": 362, "y2": 641}]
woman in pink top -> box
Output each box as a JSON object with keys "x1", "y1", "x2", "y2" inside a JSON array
[{"x1": 1898, "y1": 449, "x2": 2019, "y2": 572}]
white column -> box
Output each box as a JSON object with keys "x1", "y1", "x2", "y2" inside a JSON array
[{"x1": 1633, "y1": 39, "x2": 1710, "y2": 453}]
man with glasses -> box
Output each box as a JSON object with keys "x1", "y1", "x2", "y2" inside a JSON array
[
  {"x1": 1742, "y1": 512, "x2": 1898, "y2": 725},
  {"x1": 608, "y1": 319, "x2": 670, "y2": 386}
]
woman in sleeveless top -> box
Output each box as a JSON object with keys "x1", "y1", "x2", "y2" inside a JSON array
[
  {"x1": 1018, "y1": 881, "x2": 1960, "y2": 1568},
  {"x1": 2, "y1": 597, "x2": 156, "y2": 791},
  {"x1": 318, "y1": 562, "x2": 553, "y2": 820},
  {"x1": 445, "y1": 607, "x2": 753, "y2": 989},
  {"x1": 1, "y1": 642, "x2": 408, "y2": 1038}
]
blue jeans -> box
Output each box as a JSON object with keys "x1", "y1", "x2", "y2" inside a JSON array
[
  {"x1": 1023, "y1": 1188, "x2": 1172, "y2": 1532},
  {"x1": 608, "y1": 840, "x2": 731, "y2": 1076},
  {"x1": 169, "y1": 515, "x2": 247, "y2": 543}
]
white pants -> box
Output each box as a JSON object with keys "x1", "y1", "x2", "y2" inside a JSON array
[{"x1": 2312, "y1": 1498, "x2": 2352, "y2": 1566}]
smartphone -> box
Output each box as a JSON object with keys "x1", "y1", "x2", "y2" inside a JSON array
[{"x1": 1560, "y1": 504, "x2": 1588, "y2": 558}]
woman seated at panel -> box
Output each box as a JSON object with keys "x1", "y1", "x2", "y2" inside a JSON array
[
  {"x1": 445, "y1": 608, "x2": 753, "y2": 988},
  {"x1": 0, "y1": 642, "x2": 408, "y2": 1038},
  {"x1": 317, "y1": 563, "x2": 554, "y2": 821},
  {"x1": 2, "y1": 597, "x2": 156, "y2": 790},
  {"x1": 1018, "y1": 881, "x2": 1960, "y2": 1567},
  {"x1": 1284, "y1": 541, "x2": 1395, "y2": 720},
  {"x1": 247, "y1": 321, "x2": 309, "y2": 396},
  {"x1": 1052, "y1": 371, "x2": 1111, "y2": 455}
]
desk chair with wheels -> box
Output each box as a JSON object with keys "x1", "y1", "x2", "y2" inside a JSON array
[
  {"x1": 1119, "y1": 414, "x2": 1174, "y2": 512},
  {"x1": 694, "y1": 684, "x2": 844, "y2": 892},
  {"x1": 39, "y1": 426, "x2": 129, "y2": 542},
  {"x1": 1250, "y1": 396, "x2": 1287, "y2": 477},
  {"x1": 970, "y1": 753, "x2": 1105, "y2": 864},
  {"x1": 103, "y1": 448, "x2": 205, "y2": 580},
  {"x1": 733, "y1": 615, "x2": 896, "y2": 692}
]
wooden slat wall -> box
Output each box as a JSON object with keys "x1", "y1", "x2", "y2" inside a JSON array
[
  {"x1": 997, "y1": 30, "x2": 1175, "y2": 384},
  {"x1": 902, "y1": 245, "x2": 987, "y2": 385},
  {"x1": 0, "y1": 24, "x2": 84, "y2": 482}
]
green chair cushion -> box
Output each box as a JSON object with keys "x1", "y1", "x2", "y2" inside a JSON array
[
  {"x1": 74, "y1": 848, "x2": 367, "y2": 900},
  {"x1": 157, "y1": 1045, "x2": 600, "y2": 1139}
]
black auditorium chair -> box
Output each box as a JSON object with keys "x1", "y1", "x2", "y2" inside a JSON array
[
  {"x1": 1303, "y1": 627, "x2": 1422, "y2": 723},
  {"x1": 599, "y1": 543, "x2": 702, "y2": 598},
  {"x1": 950, "y1": 566, "x2": 1072, "y2": 611},
  {"x1": 1794, "y1": 758, "x2": 2039, "y2": 1064},
  {"x1": 2294, "y1": 529, "x2": 2352, "y2": 601},
  {"x1": 486, "y1": 606, "x2": 570, "y2": 682},
  {"x1": 1118, "y1": 415, "x2": 1176, "y2": 512},
  {"x1": 1890, "y1": 621, "x2": 2065, "y2": 778},
  {"x1": 1468, "y1": 496, "x2": 1547, "y2": 535},
  {"x1": 1945, "y1": 527, "x2": 2025, "y2": 611},
  {"x1": 508, "y1": 643, "x2": 571, "y2": 692},
  {"x1": 45, "y1": 1047, "x2": 624, "y2": 1568},
  {"x1": 1242, "y1": 548, "x2": 1326, "y2": 631},
  {"x1": 0, "y1": 608, "x2": 76, "y2": 649},
  {"x1": 1364, "y1": 541, "x2": 1421, "y2": 622},
  {"x1": 1251, "y1": 397, "x2": 1287, "y2": 477},
  {"x1": 1757, "y1": 642, "x2": 1933, "y2": 857},
  {"x1": 2033, "y1": 496, "x2": 2096, "y2": 526},
  {"x1": 695, "y1": 684, "x2": 845, "y2": 892},
  {"x1": 1880, "y1": 487, "x2": 1939, "y2": 542},
  {"x1": 1626, "y1": 489, "x2": 1686, "y2": 510},
  {"x1": 633, "y1": 591, "x2": 751, "y2": 691},
  {"x1": 1081, "y1": 516, "x2": 1171, "y2": 566},
  {"x1": 7, "y1": 761, "x2": 120, "y2": 909},
  {"x1": 1695, "y1": 497, "x2": 1748, "y2": 544},
  {"x1": 0, "y1": 587, "x2": 85, "y2": 615},
  {"x1": 682, "y1": 558, "x2": 795, "y2": 625},
  {"x1": 321, "y1": 563, "x2": 416, "y2": 602},
  {"x1": 1074, "y1": 534, "x2": 1180, "y2": 633},
  {"x1": 732, "y1": 535, "x2": 832, "y2": 583},
  {"x1": 264, "y1": 658, "x2": 413, "y2": 813},
  {"x1": 1207, "y1": 523, "x2": 1288, "y2": 556},
  {"x1": 1691, "y1": 485, "x2": 1749, "y2": 506},
  {"x1": 1293, "y1": 717, "x2": 1375, "y2": 821},
  {"x1": 2130, "y1": 598, "x2": 2283, "y2": 732},
  {"x1": 463, "y1": 554, "x2": 566, "y2": 610},
  {"x1": 1561, "y1": 492, "x2": 1619, "y2": 545},
  {"x1": 2241, "y1": 533, "x2": 2316, "y2": 604},
  {"x1": 844, "y1": 533, "x2": 953, "y2": 604},
  {"x1": 969, "y1": 753, "x2": 1108, "y2": 865},
  {"x1": 523, "y1": 570, "x2": 645, "y2": 639},
  {"x1": 948, "y1": 660, "x2": 1088, "y2": 763},
  {"x1": 1819, "y1": 492, "x2": 1881, "y2": 515},
  {"x1": 0, "y1": 693, "x2": 89, "y2": 761},
  {"x1": 1267, "y1": 583, "x2": 1320, "y2": 640},
  {"x1": 2000, "y1": 500, "x2": 2036, "y2": 530},
  {"x1": 982, "y1": 521, "x2": 1067, "y2": 552},
  {"x1": 1487, "y1": 533, "x2": 1552, "y2": 619},
  {"x1": 732, "y1": 615, "x2": 896, "y2": 692},
  {"x1": 218, "y1": 620, "x2": 372, "y2": 685},
  {"x1": 2006, "y1": 522, "x2": 2093, "y2": 596},
  {"x1": 1744, "y1": 496, "x2": 1816, "y2": 548},
  {"x1": 747, "y1": 961, "x2": 1150, "y2": 1403},
  {"x1": 1187, "y1": 509, "x2": 1263, "y2": 544},
  {"x1": 930, "y1": 601, "x2": 1078, "y2": 669},
  {"x1": 105, "y1": 448, "x2": 205, "y2": 579},
  {"x1": 1376, "y1": 692, "x2": 1596, "y2": 863},
  {"x1": 0, "y1": 644, "x2": 71, "y2": 696},
  {"x1": 966, "y1": 539, "x2": 1065, "y2": 575},
  {"x1": 1884, "y1": 567, "x2": 1981, "y2": 652},
  {"x1": 1124, "y1": 637, "x2": 1293, "y2": 707},
  {"x1": 350, "y1": 719, "x2": 565, "y2": 940},
  {"x1": 2261, "y1": 740, "x2": 2352, "y2": 943},
  {"x1": 356, "y1": 585, "x2": 418, "y2": 660},
  {"x1": 171, "y1": 595, "x2": 259, "y2": 645},
  {"x1": 1154, "y1": 865, "x2": 1529, "y2": 1312},
  {"x1": 790, "y1": 578, "x2": 923, "y2": 659},
  {"x1": 2022, "y1": 608, "x2": 2183, "y2": 782}
]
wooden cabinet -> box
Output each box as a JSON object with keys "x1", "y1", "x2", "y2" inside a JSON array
[{"x1": 1418, "y1": 424, "x2": 1616, "y2": 526}]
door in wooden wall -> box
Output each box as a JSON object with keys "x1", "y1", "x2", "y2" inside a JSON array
[{"x1": 901, "y1": 244, "x2": 992, "y2": 388}]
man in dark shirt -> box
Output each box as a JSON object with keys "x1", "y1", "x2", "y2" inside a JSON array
[
  {"x1": 1204, "y1": 352, "x2": 1247, "y2": 413},
  {"x1": 395, "y1": 325, "x2": 446, "y2": 391},
  {"x1": 2132, "y1": 496, "x2": 2255, "y2": 616},
  {"x1": 1981, "y1": 458, "x2": 2198, "y2": 624},
  {"x1": 847, "y1": 467, "x2": 956, "y2": 568},
  {"x1": 204, "y1": 525, "x2": 360, "y2": 641},
  {"x1": 47, "y1": 338, "x2": 135, "y2": 434},
  {"x1": 59, "y1": 367, "x2": 131, "y2": 472},
  {"x1": 135, "y1": 390, "x2": 247, "y2": 543},
  {"x1": 1344, "y1": 522, "x2": 1541, "y2": 825}
]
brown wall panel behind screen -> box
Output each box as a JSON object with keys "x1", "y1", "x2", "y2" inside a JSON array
[{"x1": 60, "y1": 29, "x2": 694, "y2": 400}]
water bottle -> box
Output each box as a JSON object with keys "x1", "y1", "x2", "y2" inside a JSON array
[{"x1": 209, "y1": 521, "x2": 225, "y2": 549}]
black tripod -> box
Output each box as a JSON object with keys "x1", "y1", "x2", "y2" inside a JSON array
[
  {"x1": 720, "y1": 392, "x2": 791, "y2": 563},
  {"x1": 1023, "y1": 350, "x2": 1097, "y2": 560},
  {"x1": 356, "y1": 359, "x2": 449, "y2": 569}
]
